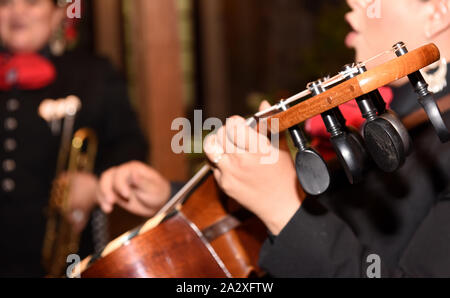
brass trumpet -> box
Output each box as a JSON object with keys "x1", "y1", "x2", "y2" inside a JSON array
[{"x1": 41, "y1": 128, "x2": 98, "y2": 277}]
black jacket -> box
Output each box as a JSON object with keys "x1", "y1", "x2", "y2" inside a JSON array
[
  {"x1": 259, "y1": 71, "x2": 450, "y2": 278},
  {"x1": 0, "y1": 49, "x2": 148, "y2": 277}
]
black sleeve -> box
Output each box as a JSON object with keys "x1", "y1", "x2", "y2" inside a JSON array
[
  {"x1": 259, "y1": 191, "x2": 450, "y2": 278},
  {"x1": 258, "y1": 198, "x2": 402, "y2": 278},
  {"x1": 398, "y1": 191, "x2": 450, "y2": 277},
  {"x1": 93, "y1": 59, "x2": 148, "y2": 176}
]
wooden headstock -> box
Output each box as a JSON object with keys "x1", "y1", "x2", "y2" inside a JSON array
[{"x1": 263, "y1": 43, "x2": 440, "y2": 133}]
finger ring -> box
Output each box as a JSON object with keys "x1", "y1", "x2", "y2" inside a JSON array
[
  {"x1": 71, "y1": 209, "x2": 85, "y2": 223},
  {"x1": 213, "y1": 154, "x2": 223, "y2": 165}
]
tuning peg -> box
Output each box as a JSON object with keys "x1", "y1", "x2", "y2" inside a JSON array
[
  {"x1": 376, "y1": 101, "x2": 413, "y2": 156},
  {"x1": 341, "y1": 64, "x2": 411, "y2": 173},
  {"x1": 363, "y1": 117, "x2": 407, "y2": 172},
  {"x1": 308, "y1": 80, "x2": 368, "y2": 184},
  {"x1": 363, "y1": 92, "x2": 410, "y2": 171},
  {"x1": 280, "y1": 101, "x2": 330, "y2": 196},
  {"x1": 393, "y1": 41, "x2": 450, "y2": 143},
  {"x1": 363, "y1": 86, "x2": 412, "y2": 155}
]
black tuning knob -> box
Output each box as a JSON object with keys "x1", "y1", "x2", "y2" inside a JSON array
[
  {"x1": 363, "y1": 88, "x2": 412, "y2": 155},
  {"x1": 308, "y1": 80, "x2": 368, "y2": 184},
  {"x1": 342, "y1": 64, "x2": 410, "y2": 173},
  {"x1": 394, "y1": 41, "x2": 450, "y2": 143},
  {"x1": 374, "y1": 97, "x2": 413, "y2": 157},
  {"x1": 363, "y1": 116, "x2": 406, "y2": 172},
  {"x1": 280, "y1": 102, "x2": 330, "y2": 196}
]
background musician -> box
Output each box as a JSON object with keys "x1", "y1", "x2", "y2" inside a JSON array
[{"x1": 0, "y1": 0, "x2": 172, "y2": 277}]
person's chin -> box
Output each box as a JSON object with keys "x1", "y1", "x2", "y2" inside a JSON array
[
  {"x1": 8, "y1": 40, "x2": 39, "y2": 54},
  {"x1": 351, "y1": 45, "x2": 364, "y2": 63}
]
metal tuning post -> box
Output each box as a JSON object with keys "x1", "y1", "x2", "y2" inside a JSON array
[
  {"x1": 394, "y1": 41, "x2": 450, "y2": 143},
  {"x1": 308, "y1": 79, "x2": 368, "y2": 184},
  {"x1": 279, "y1": 101, "x2": 330, "y2": 196}
]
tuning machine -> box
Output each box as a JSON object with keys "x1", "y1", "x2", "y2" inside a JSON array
[
  {"x1": 308, "y1": 79, "x2": 368, "y2": 185},
  {"x1": 394, "y1": 41, "x2": 450, "y2": 143},
  {"x1": 279, "y1": 101, "x2": 330, "y2": 196},
  {"x1": 342, "y1": 64, "x2": 411, "y2": 172}
]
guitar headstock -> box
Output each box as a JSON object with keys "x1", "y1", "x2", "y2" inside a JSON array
[{"x1": 255, "y1": 42, "x2": 449, "y2": 195}]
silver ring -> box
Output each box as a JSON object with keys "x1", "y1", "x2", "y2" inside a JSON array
[
  {"x1": 213, "y1": 154, "x2": 223, "y2": 165},
  {"x1": 71, "y1": 209, "x2": 85, "y2": 223}
]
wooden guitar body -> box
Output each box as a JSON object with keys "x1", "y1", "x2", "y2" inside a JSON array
[{"x1": 82, "y1": 176, "x2": 266, "y2": 278}]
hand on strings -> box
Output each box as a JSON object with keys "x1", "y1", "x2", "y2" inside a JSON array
[{"x1": 204, "y1": 101, "x2": 306, "y2": 235}]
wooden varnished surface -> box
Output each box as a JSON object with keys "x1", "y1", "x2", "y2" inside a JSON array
[
  {"x1": 358, "y1": 43, "x2": 440, "y2": 93},
  {"x1": 268, "y1": 77, "x2": 362, "y2": 132},
  {"x1": 81, "y1": 176, "x2": 266, "y2": 278},
  {"x1": 82, "y1": 213, "x2": 228, "y2": 278},
  {"x1": 268, "y1": 43, "x2": 440, "y2": 133}
]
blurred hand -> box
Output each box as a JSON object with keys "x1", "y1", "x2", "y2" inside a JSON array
[
  {"x1": 204, "y1": 101, "x2": 305, "y2": 235},
  {"x1": 97, "y1": 161, "x2": 171, "y2": 217},
  {"x1": 57, "y1": 172, "x2": 99, "y2": 233}
]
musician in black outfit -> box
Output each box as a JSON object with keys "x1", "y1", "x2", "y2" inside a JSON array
[
  {"x1": 99, "y1": 0, "x2": 450, "y2": 277},
  {"x1": 0, "y1": 0, "x2": 173, "y2": 277},
  {"x1": 202, "y1": 0, "x2": 450, "y2": 277}
]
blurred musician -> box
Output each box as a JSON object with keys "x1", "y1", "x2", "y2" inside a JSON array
[
  {"x1": 100, "y1": 0, "x2": 450, "y2": 277},
  {"x1": 0, "y1": 0, "x2": 172, "y2": 277}
]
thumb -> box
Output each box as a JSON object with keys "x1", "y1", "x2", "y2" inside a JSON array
[
  {"x1": 259, "y1": 100, "x2": 271, "y2": 112},
  {"x1": 257, "y1": 100, "x2": 272, "y2": 139}
]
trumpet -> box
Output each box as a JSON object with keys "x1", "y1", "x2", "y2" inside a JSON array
[
  {"x1": 40, "y1": 96, "x2": 99, "y2": 277},
  {"x1": 42, "y1": 128, "x2": 98, "y2": 277}
]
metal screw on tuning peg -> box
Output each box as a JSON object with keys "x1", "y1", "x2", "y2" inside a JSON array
[
  {"x1": 394, "y1": 41, "x2": 450, "y2": 143},
  {"x1": 342, "y1": 64, "x2": 411, "y2": 172},
  {"x1": 279, "y1": 102, "x2": 330, "y2": 196},
  {"x1": 308, "y1": 80, "x2": 368, "y2": 184}
]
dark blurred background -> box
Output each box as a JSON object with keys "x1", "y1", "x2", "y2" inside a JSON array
[
  {"x1": 80, "y1": 0, "x2": 354, "y2": 118},
  {"x1": 195, "y1": 0, "x2": 353, "y2": 119}
]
